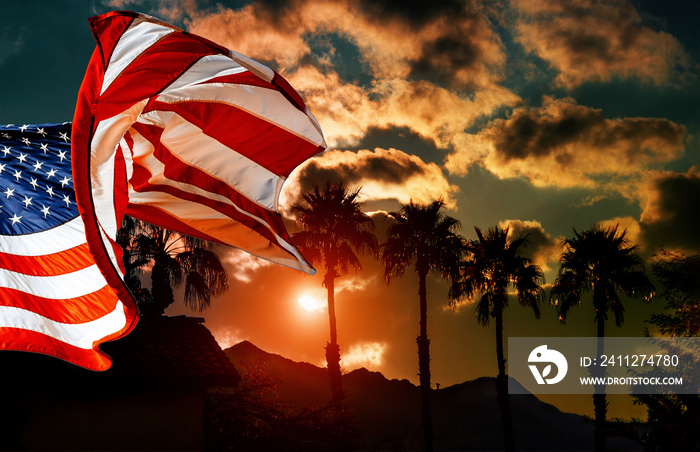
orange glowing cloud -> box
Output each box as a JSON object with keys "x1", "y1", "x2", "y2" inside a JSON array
[
  {"x1": 497, "y1": 219, "x2": 562, "y2": 272},
  {"x1": 599, "y1": 216, "x2": 643, "y2": 248},
  {"x1": 445, "y1": 96, "x2": 686, "y2": 190},
  {"x1": 220, "y1": 247, "x2": 272, "y2": 283},
  {"x1": 340, "y1": 341, "x2": 387, "y2": 370},
  {"x1": 510, "y1": 0, "x2": 689, "y2": 88},
  {"x1": 186, "y1": 0, "x2": 507, "y2": 87},
  {"x1": 286, "y1": 66, "x2": 519, "y2": 149},
  {"x1": 181, "y1": 0, "x2": 520, "y2": 148}
]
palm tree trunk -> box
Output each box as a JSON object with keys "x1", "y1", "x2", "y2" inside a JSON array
[
  {"x1": 594, "y1": 314, "x2": 607, "y2": 452},
  {"x1": 150, "y1": 262, "x2": 174, "y2": 317},
  {"x1": 495, "y1": 310, "x2": 514, "y2": 452},
  {"x1": 325, "y1": 271, "x2": 344, "y2": 407},
  {"x1": 417, "y1": 267, "x2": 433, "y2": 452}
]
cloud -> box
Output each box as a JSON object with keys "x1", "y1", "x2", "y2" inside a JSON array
[
  {"x1": 599, "y1": 216, "x2": 643, "y2": 248},
  {"x1": 591, "y1": 170, "x2": 699, "y2": 254},
  {"x1": 283, "y1": 147, "x2": 459, "y2": 209},
  {"x1": 182, "y1": 0, "x2": 520, "y2": 148},
  {"x1": 497, "y1": 219, "x2": 562, "y2": 271},
  {"x1": 445, "y1": 96, "x2": 686, "y2": 190},
  {"x1": 187, "y1": 0, "x2": 507, "y2": 88},
  {"x1": 211, "y1": 327, "x2": 248, "y2": 350},
  {"x1": 510, "y1": 0, "x2": 689, "y2": 88},
  {"x1": 335, "y1": 275, "x2": 377, "y2": 294},
  {"x1": 340, "y1": 341, "x2": 387, "y2": 370},
  {"x1": 220, "y1": 247, "x2": 272, "y2": 283},
  {"x1": 185, "y1": 2, "x2": 311, "y2": 69},
  {"x1": 104, "y1": 0, "x2": 200, "y2": 22},
  {"x1": 638, "y1": 169, "x2": 700, "y2": 252},
  {"x1": 287, "y1": 65, "x2": 519, "y2": 149}
]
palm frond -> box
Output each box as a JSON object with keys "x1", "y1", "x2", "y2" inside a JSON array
[
  {"x1": 461, "y1": 225, "x2": 544, "y2": 323},
  {"x1": 550, "y1": 224, "x2": 654, "y2": 328},
  {"x1": 291, "y1": 181, "x2": 378, "y2": 280}
]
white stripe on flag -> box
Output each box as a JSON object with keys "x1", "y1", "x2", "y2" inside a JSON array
[
  {"x1": 0, "y1": 264, "x2": 111, "y2": 299},
  {"x1": 157, "y1": 84, "x2": 325, "y2": 146},
  {"x1": 0, "y1": 301, "x2": 128, "y2": 349},
  {"x1": 91, "y1": 102, "x2": 148, "y2": 238},
  {"x1": 128, "y1": 128, "x2": 238, "y2": 206},
  {"x1": 165, "y1": 54, "x2": 247, "y2": 92},
  {"x1": 138, "y1": 110, "x2": 281, "y2": 209},
  {"x1": 101, "y1": 20, "x2": 175, "y2": 95},
  {"x1": 228, "y1": 50, "x2": 275, "y2": 82},
  {"x1": 0, "y1": 216, "x2": 86, "y2": 256},
  {"x1": 127, "y1": 189, "x2": 307, "y2": 269}
]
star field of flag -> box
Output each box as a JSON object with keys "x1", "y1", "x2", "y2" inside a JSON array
[{"x1": 0, "y1": 123, "x2": 75, "y2": 235}]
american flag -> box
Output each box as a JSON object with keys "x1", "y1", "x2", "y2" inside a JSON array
[
  {"x1": 72, "y1": 11, "x2": 326, "y2": 306},
  {"x1": 0, "y1": 123, "x2": 137, "y2": 370}
]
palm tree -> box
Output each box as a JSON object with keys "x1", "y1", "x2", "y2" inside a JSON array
[
  {"x1": 454, "y1": 226, "x2": 544, "y2": 452},
  {"x1": 635, "y1": 251, "x2": 700, "y2": 451},
  {"x1": 382, "y1": 199, "x2": 464, "y2": 452},
  {"x1": 550, "y1": 225, "x2": 654, "y2": 452},
  {"x1": 291, "y1": 182, "x2": 378, "y2": 406},
  {"x1": 122, "y1": 219, "x2": 229, "y2": 317}
]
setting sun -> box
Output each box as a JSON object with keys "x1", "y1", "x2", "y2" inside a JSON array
[{"x1": 297, "y1": 295, "x2": 324, "y2": 313}]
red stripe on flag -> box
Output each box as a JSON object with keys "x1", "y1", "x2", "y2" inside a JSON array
[
  {"x1": 0, "y1": 327, "x2": 113, "y2": 371},
  {"x1": 0, "y1": 243, "x2": 95, "y2": 276},
  {"x1": 144, "y1": 100, "x2": 322, "y2": 175},
  {"x1": 128, "y1": 123, "x2": 297, "y2": 245},
  {"x1": 72, "y1": 57, "x2": 140, "y2": 332},
  {"x1": 88, "y1": 11, "x2": 136, "y2": 70},
  {"x1": 271, "y1": 71, "x2": 306, "y2": 112},
  {"x1": 128, "y1": 162, "x2": 292, "y2": 250},
  {"x1": 197, "y1": 72, "x2": 278, "y2": 90},
  {"x1": 97, "y1": 34, "x2": 222, "y2": 120},
  {"x1": 124, "y1": 203, "x2": 223, "y2": 244},
  {"x1": 0, "y1": 286, "x2": 121, "y2": 324}
]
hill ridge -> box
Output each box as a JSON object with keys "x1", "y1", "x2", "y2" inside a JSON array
[{"x1": 225, "y1": 341, "x2": 642, "y2": 451}]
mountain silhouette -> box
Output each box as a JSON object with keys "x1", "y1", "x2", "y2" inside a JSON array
[{"x1": 225, "y1": 341, "x2": 642, "y2": 451}]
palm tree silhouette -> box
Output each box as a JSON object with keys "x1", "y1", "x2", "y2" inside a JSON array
[
  {"x1": 382, "y1": 199, "x2": 464, "y2": 452},
  {"x1": 550, "y1": 225, "x2": 654, "y2": 452},
  {"x1": 454, "y1": 226, "x2": 544, "y2": 452},
  {"x1": 292, "y1": 182, "x2": 378, "y2": 406},
  {"x1": 122, "y1": 219, "x2": 229, "y2": 317}
]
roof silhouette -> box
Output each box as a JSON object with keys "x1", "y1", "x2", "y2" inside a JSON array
[{"x1": 2, "y1": 315, "x2": 240, "y2": 388}]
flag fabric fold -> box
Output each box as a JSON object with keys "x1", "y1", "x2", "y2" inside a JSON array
[
  {"x1": 72, "y1": 10, "x2": 325, "y2": 308},
  {"x1": 0, "y1": 123, "x2": 138, "y2": 370}
]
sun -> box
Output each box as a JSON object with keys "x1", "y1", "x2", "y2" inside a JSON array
[{"x1": 298, "y1": 295, "x2": 323, "y2": 313}]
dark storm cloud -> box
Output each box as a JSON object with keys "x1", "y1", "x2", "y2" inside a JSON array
[
  {"x1": 350, "y1": 0, "x2": 492, "y2": 87},
  {"x1": 286, "y1": 148, "x2": 459, "y2": 208},
  {"x1": 491, "y1": 99, "x2": 685, "y2": 164},
  {"x1": 408, "y1": 28, "x2": 484, "y2": 88},
  {"x1": 641, "y1": 171, "x2": 700, "y2": 252},
  {"x1": 445, "y1": 96, "x2": 686, "y2": 189},
  {"x1": 355, "y1": 0, "x2": 466, "y2": 25},
  {"x1": 511, "y1": 0, "x2": 689, "y2": 88},
  {"x1": 297, "y1": 150, "x2": 428, "y2": 189}
]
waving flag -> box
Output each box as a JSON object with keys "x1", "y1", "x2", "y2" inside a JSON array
[
  {"x1": 72, "y1": 11, "x2": 326, "y2": 306},
  {"x1": 0, "y1": 123, "x2": 137, "y2": 370}
]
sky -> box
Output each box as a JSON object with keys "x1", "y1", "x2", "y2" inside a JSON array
[{"x1": 1, "y1": 0, "x2": 699, "y2": 418}]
